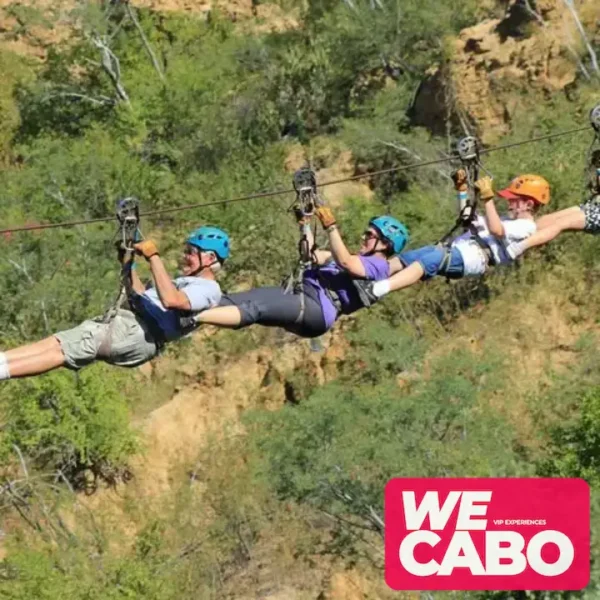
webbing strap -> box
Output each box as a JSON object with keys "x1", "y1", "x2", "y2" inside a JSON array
[
  {"x1": 295, "y1": 284, "x2": 306, "y2": 325},
  {"x1": 439, "y1": 136, "x2": 496, "y2": 266},
  {"x1": 284, "y1": 168, "x2": 321, "y2": 301},
  {"x1": 103, "y1": 197, "x2": 143, "y2": 323}
]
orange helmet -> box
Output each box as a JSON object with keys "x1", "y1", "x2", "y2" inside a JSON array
[{"x1": 497, "y1": 174, "x2": 550, "y2": 205}]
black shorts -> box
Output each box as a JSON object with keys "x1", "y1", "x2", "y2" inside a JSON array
[
  {"x1": 219, "y1": 285, "x2": 328, "y2": 338},
  {"x1": 581, "y1": 202, "x2": 600, "y2": 233}
]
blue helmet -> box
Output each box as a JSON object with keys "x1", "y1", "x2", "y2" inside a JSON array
[
  {"x1": 369, "y1": 216, "x2": 409, "y2": 254},
  {"x1": 187, "y1": 226, "x2": 230, "y2": 261}
]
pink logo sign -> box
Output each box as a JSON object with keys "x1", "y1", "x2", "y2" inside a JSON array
[{"x1": 385, "y1": 478, "x2": 589, "y2": 591}]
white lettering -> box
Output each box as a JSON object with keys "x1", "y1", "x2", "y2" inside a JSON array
[
  {"x1": 485, "y1": 531, "x2": 527, "y2": 575},
  {"x1": 399, "y1": 531, "x2": 441, "y2": 576},
  {"x1": 438, "y1": 531, "x2": 485, "y2": 575},
  {"x1": 527, "y1": 531, "x2": 574, "y2": 577},
  {"x1": 456, "y1": 491, "x2": 491, "y2": 530},
  {"x1": 402, "y1": 491, "x2": 462, "y2": 530},
  {"x1": 399, "y1": 530, "x2": 575, "y2": 577}
]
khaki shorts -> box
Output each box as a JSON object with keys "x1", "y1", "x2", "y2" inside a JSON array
[{"x1": 55, "y1": 309, "x2": 159, "y2": 370}]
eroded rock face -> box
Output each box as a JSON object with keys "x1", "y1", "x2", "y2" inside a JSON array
[
  {"x1": 412, "y1": 0, "x2": 600, "y2": 144},
  {"x1": 0, "y1": 0, "x2": 297, "y2": 59}
]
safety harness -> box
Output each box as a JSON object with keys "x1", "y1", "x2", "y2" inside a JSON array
[
  {"x1": 284, "y1": 167, "x2": 320, "y2": 289},
  {"x1": 100, "y1": 197, "x2": 168, "y2": 352},
  {"x1": 102, "y1": 197, "x2": 143, "y2": 324},
  {"x1": 436, "y1": 136, "x2": 497, "y2": 274},
  {"x1": 282, "y1": 168, "x2": 343, "y2": 321}
]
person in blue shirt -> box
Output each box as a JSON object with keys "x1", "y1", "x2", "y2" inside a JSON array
[{"x1": 0, "y1": 227, "x2": 230, "y2": 380}]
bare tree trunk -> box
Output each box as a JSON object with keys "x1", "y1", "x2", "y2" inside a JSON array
[
  {"x1": 561, "y1": 0, "x2": 600, "y2": 79},
  {"x1": 124, "y1": 2, "x2": 166, "y2": 84},
  {"x1": 523, "y1": 0, "x2": 591, "y2": 81},
  {"x1": 92, "y1": 36, "x2": 131, "y2": 106}
]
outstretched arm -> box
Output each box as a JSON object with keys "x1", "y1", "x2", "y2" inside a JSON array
[
  {"x1": 134, "y1": 241, "x2": 191, "y2": 310},
  {"x1": 535, "y1": 206, "x2": 585, "y2": 231},
  {"x1": 476, "y1": 177, "x2": 505, "y2": 237},
  {"x1": 507, "y1": 206, "x2": 586, "y2": 258},
  {"x1": 315, "y1": 207, "x2": 366, "y2": 277}
]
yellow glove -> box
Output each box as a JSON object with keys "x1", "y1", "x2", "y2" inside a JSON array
[
  {"x1": 451, "y1": 169, "x2": 468, "y2": 192},
  {"x1": 475, "y1": 176, "x2": 495, "y2": 202},
  {"x1": 316, "y1": 207, "x2": 337, "y2": 230},
  {"x1": 134, "y1": 240, "x2": 159, "y2": 260}
]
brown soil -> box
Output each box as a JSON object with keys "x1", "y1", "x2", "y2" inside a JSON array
[
  {"x1": 80, "y1": 327, "x2": 347, "y2": 529},
  {"x1": 412, "y1": 0, "x2": 600, "y2": 143},
  {"x1": 0, "y1": 0, "x2": 298, "y2": 59}
]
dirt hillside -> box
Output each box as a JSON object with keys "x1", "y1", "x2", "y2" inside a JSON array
[
  {"x1": 412, "y1": 0, "x2": 600, "y2": 143},
  {"x1": 0, "y1": 0, "x2": 298, "y2": 58}
]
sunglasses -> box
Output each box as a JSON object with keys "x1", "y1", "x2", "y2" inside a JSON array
[
  {"x1": 361, "y1": 230, "x2": 380, "y2": 242},
  {"x1": 183, "y1": 244, "x2": 200, "y2": 256}
]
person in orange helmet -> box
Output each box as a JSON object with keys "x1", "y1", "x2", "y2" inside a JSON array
[
  {"x1": 505, "y1": 178, "x2": 600, "y2": 260},
  {"x1": 358, "y1": 172, "x2": 551, "y2": 304}
]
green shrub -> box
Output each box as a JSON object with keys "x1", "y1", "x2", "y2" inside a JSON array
[{"x1": 0, "y1": 367, "x2": 138, "y2": 488}]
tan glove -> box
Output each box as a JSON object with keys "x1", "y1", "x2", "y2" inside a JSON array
[
  {"x1": 316, "y1": 207, "x2": 337, "y2": 230},
  {"x1": 451, "y1": 168, "x2": 468, "y2": 192},
  {"x1": 134, "y1": 240, "x2": 159, "y2": 260},
  {"x1": 475, "y1": 176, "x2": 495, "y2": 202}
]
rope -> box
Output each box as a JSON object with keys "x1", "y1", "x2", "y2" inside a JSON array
[{"x1": 0, "y1": 124, "x2": 589, "y2": 236}]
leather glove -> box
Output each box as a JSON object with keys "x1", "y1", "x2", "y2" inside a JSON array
[
  {"x1": 316, "y1": 206, "x2": 337, "y2": 229},
  {"x1": 451, "y1": 168, "x2": 468, "y2": 192},
  {"x1": 475, "y1": 176, "x2": 495, "y2": 202},
  {"x1": 134, "y1": 240, "x2": 159, "y2": 260}
]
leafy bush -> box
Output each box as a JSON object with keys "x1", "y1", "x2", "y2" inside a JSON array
[{"x1": 0, "y1": 368, "x2": 138, "y2": 487}]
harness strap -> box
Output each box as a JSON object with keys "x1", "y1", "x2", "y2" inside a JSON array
[
  {"x1": 294, "y1": 282, "x2": 306, "y2": 325},
  {"x1": 439, "y1": 136, "x2": 499, "y2": 271},
  {"x1": 437, "y1": 244, "x2": 453, "y2": 274},
  {"x1": 127, "y1": 294, "x2": 167, "y2": 348},
  {"x1": 468, "y1": 222, "x2": 497, "y2": 266},
  {"x1": 103, "y1": 197, "x2": 143, "y2": 324}
]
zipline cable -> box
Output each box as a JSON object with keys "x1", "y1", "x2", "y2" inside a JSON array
[{"x1": 0, "y1": 124, "x2": 589, "y2": 236}]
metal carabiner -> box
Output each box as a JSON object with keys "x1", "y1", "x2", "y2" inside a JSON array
[
  {"x1": 115, "y1": 196, "x2": 142, "y2": 250},
  {"x1": 455, "y1": 137, "x2": 481, "y2": 223},
  {"x1": 292, "y1": 167, "x2": 321, "y2": 216}
]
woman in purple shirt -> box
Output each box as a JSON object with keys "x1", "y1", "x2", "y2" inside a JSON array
[{"x1": 193, "y1": 209, "x2": 409, "y2": 338}]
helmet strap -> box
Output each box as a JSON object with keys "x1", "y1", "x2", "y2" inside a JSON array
[
  {"x1": 363, "y1": 239, "x2": 390, "y2": 257},
  {"x1": 187, "y1": 251, "x2": 221, "y2": 276}
]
